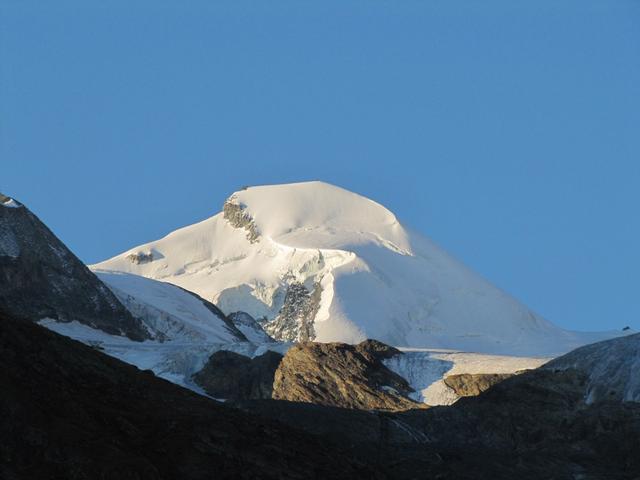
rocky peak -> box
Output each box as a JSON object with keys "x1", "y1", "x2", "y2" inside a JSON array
[{"x1": 0, "y1": 196, "x2": 149, "y2": 340}]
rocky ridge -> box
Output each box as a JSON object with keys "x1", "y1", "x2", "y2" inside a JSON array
[{"x1": 0, "y1": 193, "x2": 148, "y2": 340}]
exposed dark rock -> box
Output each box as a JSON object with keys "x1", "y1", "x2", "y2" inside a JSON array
[
  {"x1": 0, "y1": 312, "x2": 379, "y2": 480},
  {"x1": 0, "y1": 195, "x2": 148, "y2": 340},
  {"x1": 443, "y1": 373, "x2": 515, "y2": 397},
  {"x1": 222, "y1": 197, "x2": 260, "y2": 243},
  {"x1": 272, "y1": 339, "x2": 425, "y2": 411},
  {"x1": 263, "y1": 282, "x2": 322, "y2": 342},
  {"x1": 193, "y1": 350, "x2": 283, "y2": 400},
  {"x1": 126, "y1": 251, "x2": 154, "y2": 264}
]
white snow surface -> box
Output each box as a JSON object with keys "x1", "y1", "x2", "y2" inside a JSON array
[
  {"x1": 92, "y1": 181, "x2": 623, "y2": 356},
  {"x1": 385, "y1": 349, "x2": 549, "y2": 406}
]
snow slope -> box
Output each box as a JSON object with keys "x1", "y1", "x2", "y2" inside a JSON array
[
  {"x1": 93, "y1": 181, "x2": 623, "y2": 356},
  {"x1": 94, "y1": 271, "x2": 245, "y2": 343}
]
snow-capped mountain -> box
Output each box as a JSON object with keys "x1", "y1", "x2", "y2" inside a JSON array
[{"x1": 93, "y1": 181, "x2": 621, "y2": 356}]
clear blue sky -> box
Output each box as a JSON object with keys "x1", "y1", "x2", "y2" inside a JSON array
[{"x1": 2, "y1": 1, "x2": 639, "y2": 332}]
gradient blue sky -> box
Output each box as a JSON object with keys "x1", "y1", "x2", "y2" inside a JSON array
[{"x1": 2, "y1": 1, "x2": 639, "y2": 332}]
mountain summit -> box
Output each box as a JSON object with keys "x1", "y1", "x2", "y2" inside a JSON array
[{"x1": 93, "y1": 181, "x2": 619, "y2": 355}]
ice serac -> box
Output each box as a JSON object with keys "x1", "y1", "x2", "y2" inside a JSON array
[
  {"x1": 0, "y1": 193, "x2": 149, "y2": 340},
  {"x1": 92, "y1": 181, "x2": 622, "y2": 355}
]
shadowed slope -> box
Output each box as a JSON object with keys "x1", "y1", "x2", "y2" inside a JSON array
[{"x1": 0, "y1": 313, "x2": 379, "y2": 480}]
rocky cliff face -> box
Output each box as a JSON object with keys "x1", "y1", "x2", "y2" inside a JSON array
[
  {"x1": 272, "y1": 340, "x2": 425, "y2": 411},
  {"x1": 0, "y1": 194, "x2": 148, "y2": 340}
]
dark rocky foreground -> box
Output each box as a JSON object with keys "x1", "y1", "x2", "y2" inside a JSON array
[
  {"x1": 236, "y1": 364, "x2": 640, "y2": 479},
  {"x1": 2, "y1": 309, "x2": 640, "y2": 480},
  {"x1": 0, "y1": 313, "x2": 378, "y2": 480},
  {"x1": 0, "y1": 195, "x2": 148, "y2": 340}
]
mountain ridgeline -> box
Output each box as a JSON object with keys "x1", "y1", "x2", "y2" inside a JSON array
[{"x1": 0, "y1": 194, "x2": 148, "y2": 340}]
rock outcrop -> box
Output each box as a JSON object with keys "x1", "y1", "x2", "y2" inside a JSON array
[
  {"x1": 443, "y1": 373, "x2": 514, "y2": 397},
  {"x1": 0, "y1": 194, "x2": 148, "y2": 340},
  {"x1": 263, "y1": 282, "x2": 322, "y2": 342},
  {"x1": 193, "y1": 350, "x2": 283, "y2": 400},
  {"x1": 222, "y1": 195, "x2": 260, "y2": 243},
  {"x1": 272, "y1": 339, "x2": 425, "y2": 411}
]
